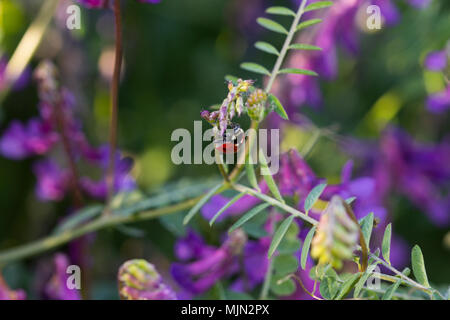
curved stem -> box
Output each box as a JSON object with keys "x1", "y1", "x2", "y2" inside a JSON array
[{"x1": 105, "y1": 0, "x2": 123, "y2": 211}]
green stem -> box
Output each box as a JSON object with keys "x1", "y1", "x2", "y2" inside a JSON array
[
  {"x1": 0, "y1": 196, "x2": 201, "y2": 266},
  {"x1": 264, "y1": 0, "x2": 309, "y2": 93}
]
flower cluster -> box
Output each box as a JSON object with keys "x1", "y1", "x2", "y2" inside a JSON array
[
  {"x1": 118, "y1": 259, "x2": 176, "y2": 300},
  {"x1": 0, "y1": 60, "x2": 135, "y2": 201},
  {"x1": 201, "y1": 79, "x2": 254, "y2": 134}
]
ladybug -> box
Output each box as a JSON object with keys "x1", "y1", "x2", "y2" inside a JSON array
[{"x1": 214, "y1": 123, "x2": 245, "y2": 154}]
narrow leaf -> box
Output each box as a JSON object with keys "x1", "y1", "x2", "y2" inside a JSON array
[
  {"x1": 382, "y1": 223, "x2": 392, "y2": 265},
  {"x1": 273, "y1": 254, "x2": 299, "y2": 276},
  {"x1": 210, "y1": 192, "x2": 246, "y2": 226},
  {"x1": 229, "y1": 203, "x2": 270, "y2": 233},
  {"x1": 289, "y1": 43, "x2": 322, "y2": 51},
  {"x1": 255, "y1": 41, "x2": 279, "y2": 56},
  {"x1": 268, "y1": 94, "x2": 289, "y2": 120},
  {"x1": 278, "y1": 68, "x2": 318, "y2": 76},
  {"x1": 259, "y1": 148, "x2": 284, "y2": 203},
  {"x1": 53, "y1": 205, "x2": 103, "y2": 234},
  {"x1": 266, "y1": 6, "x2": 296, "y2": 17},
  {"x1": 382, "y1": 278, "x2": 402, "y2": 300},
  {"x1": 304, "y1": 1, "x2": 333, "y2": 13},
  {"x1": 334, "y1": 273, "x2": 360, "y2": 300},
  {"x1": 411, "y1": 245, "x2": 430, "y2": 287},
  {"x1": 354, "y1": 263, "x2": 380, "y2": 298},
  {"x1": 268, "y1": 215, "x2": 295, "y2": 258},
  {"x1": 359, "y1": 213, "x2": 374, "y2": 247},
  {"x1": 183, "y1": 183, "x2": 223, "y2": 225},
  {"x1": 257, "y1": 17, "x2": 288, "y2": 34},
  {"x1": 296, "y1": 18, "x2": 322, "y2": 32},
  {"x1": 240, "y1": 62, "x2": 271, "y2": 76},
  {"x1": 301, "y1": 226, "x2": 316, "y2": 270},
  {"x1": 304, "y1": 183, "x2": 327, "y2": 214}
]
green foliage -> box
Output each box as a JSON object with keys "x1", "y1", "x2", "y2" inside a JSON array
[
  {"x1": 209, "y1": 192, "x2": 246, "y2": 226},
  {"x1": 259, "y1": 148, "x2": 284, "y2": 203},
  {"x1": 240, "y1": 62, "x2": 271, "y2": 75},
  {"x1": 268, "y1": 94, "x2": 289, "y2": 120},
  {"x1": 266, "y1": 6, "x2": 296, "y2": 17},
  {"x1": 359, "y1": 212, "x2": 374, "y2": 246},
  {"x1": 255, "y1": 41, "x2": 279, "y2": 56},
  {"x1": 295, "y1": 18, "x2": 322, "y2": 32},
  {"x1": 304, "y1": 1, "x2": 333, "y2": 13},
  {"x1": 301, "y1": 226, "x2": 316, "y2": 270},
  {"x1": 183, "y1": 183, "x2": 223, "y2": 225},
  {"x1": 256, "y1": 17, "x2": 288, "y2": 35},
  {"x1": 268, "y1": 215, "x2": 295, "y2": 258},
  {"x1": 411, "y1": 245, "x2": 430, "y2": 288}
]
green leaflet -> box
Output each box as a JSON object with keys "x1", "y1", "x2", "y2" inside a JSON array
[
  {"x1": 228, "y1": 203, "x2": 270, "y2": 233},
  {"x1": 411, "y1": 245, "x2": 430, "y2": 288},
  {"x1": 255, "y1": 41, "x2": 279, "y2": 56},
  {"x1": 304, "y1": 1, "x2": 333, "y2": 13},
  {"x1": 53, "y1": 204, "x2": 103, "y2": 234},
  {"x1": 271, "y1": 274, "x2": 296, "y2": 296},
  {"x1": 268, "y1": 94, "x2": 289, "y2": 120},
  {"x1": 296, "y1": 18, "x2": 322, "y2": 32},
  {"x1": 266, "y1": 6, "x2": 296, "y2": 17},
  {"x1": 278, "y1": 68, "x2": 318, "y2": 76},
  {"x1": 334, "y1": 273, "x2": 360, "y2": 300},
  {"x1": 273, "y1": 254, "x2": 299, "y2": 276},
  {"x1": 240, "y1": 62, "x2": 271, "y2": 76},
  {"x1": 304, "y1": 183, "x2": 327, "y2": 214},
  {"x1": 353, "y1": 262, "x2": 380, "y2": 298},
  {"x1": 359, "y1": 212, "x2": 374, "y2": 247},
  {"x1": 257, "y1": 17, "x2": 288, "y2": 35},
  {"x1": 301, "y1": 226, "x2": 316, "y2": 270},
  {"x1": 382, "y1": 223, "x2": 392, "y2": 265},
  {"x1": 289, "y1": 43, "x2": 322, "y2": 51},
  {"x1": 268, "y1": 215, "x2": 295, "y2": 258},
  {"x1": 183, "y1": 183, "x2": 223, "y2": 225},
  {"x1": 209, "y1": 192, "x2": 246, "y2": 226},
  {"x1": 259, "y1": 148, "x2": 284, "y2": 203},
  {"x1": 382, "y1": 278, "x2": 402, "y2": 300}
]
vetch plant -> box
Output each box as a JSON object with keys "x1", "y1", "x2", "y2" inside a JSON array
[{"x1": 0, "y1": 0, "x2": 448, "y2": 301}]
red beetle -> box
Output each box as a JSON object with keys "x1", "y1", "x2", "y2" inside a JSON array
[{"x1": 214, "y1": 123, "x2": 245, "y2": 154}]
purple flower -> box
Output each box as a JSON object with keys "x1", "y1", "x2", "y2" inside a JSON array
[
  {"x1": 80, "y1": 145, "x2": 136, "y2": 199},
  {"x1": 424, "y1": 51, "x2": 447, "y2": 71},
  {"x1": 174, "y1": 230, "x2": 216, "y2": 261},
  {"x1": 44, "y1": 254, "x2": 81, "y2": 300},
  {"x1": 77, "y1": 0, "x2": 160, "y2": 9},
  {"x1": 427, "y1": 87, "x2": 450, "y2": 113},
  {"x1": 171, "y1": 229, "x2": 247, "y2": 295},
  {"x1": 33, "y1": 160, "x2": 70, "y2": 201},
  {"x1": 357, "y1": 127, "x2": 450, "y2": 226},
  {"x1": 0, "y1": 119, "x2": 57, "y2": 159},
  {"x1": 0, "y1": 274, "x2": 26, "y2": 300},
  {"x1": 118, "y1": 259, "x2": 176, "y2": 300}
]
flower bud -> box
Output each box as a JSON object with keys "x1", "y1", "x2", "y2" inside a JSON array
[
  {"x1": 118, "y1": 259, "x2": 176, "y2": 300},
  {"x1": 311, "y1": 196, "x2": 359, "y2": 269},
  {"x1": 246, "y1": 89, "x2": 267, "y2": 121}
]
